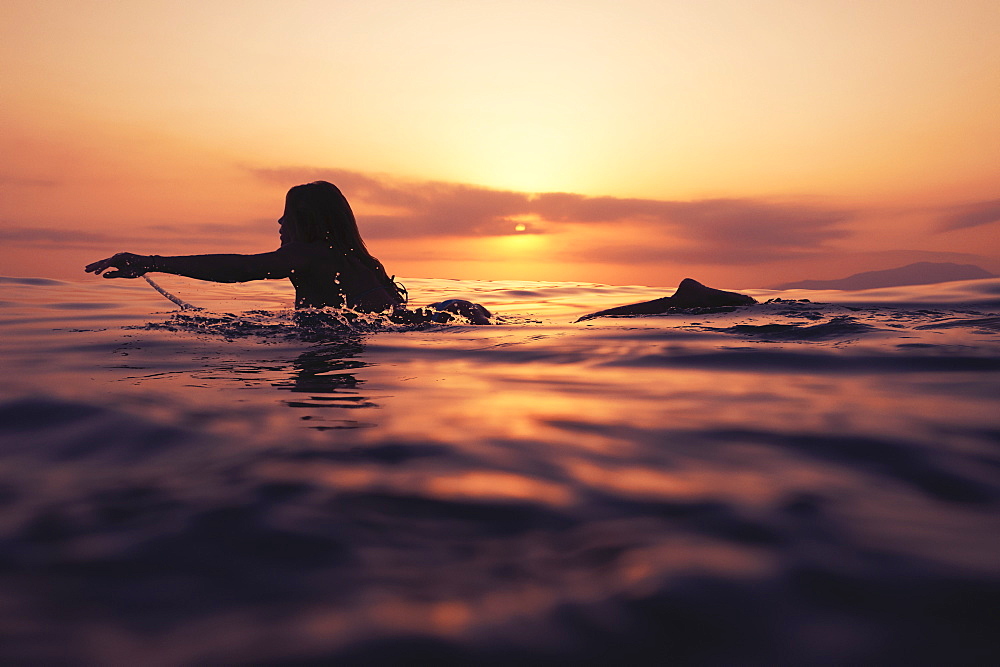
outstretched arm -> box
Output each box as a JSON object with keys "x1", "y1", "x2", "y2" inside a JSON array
[{"x1": 85, "y1": 250, "x2": 298, "y2": 283}]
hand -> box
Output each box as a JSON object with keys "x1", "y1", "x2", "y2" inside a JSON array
[{"x1": 84, "y1": 252, "x2": 149, "y2": 279}]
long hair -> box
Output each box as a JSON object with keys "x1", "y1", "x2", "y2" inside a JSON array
[{"x1": 284, "y1": 181, "x2": 406, "y2": 303}]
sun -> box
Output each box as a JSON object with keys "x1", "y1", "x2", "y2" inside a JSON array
[{"x1": 494, "y1": 222, "x2": 548, "y2": 259}]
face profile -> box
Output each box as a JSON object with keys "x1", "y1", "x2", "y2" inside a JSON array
[{"x1": 278, "y1": 215, "x2": 296, "y2": 245}]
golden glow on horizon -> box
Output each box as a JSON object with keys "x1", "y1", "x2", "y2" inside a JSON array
[{"x1": 493, "y1": 232, "x2": 548, "y2": 260}]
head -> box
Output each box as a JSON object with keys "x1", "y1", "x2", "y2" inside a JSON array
[
  {"x1": 278, "y1": 181, "x2": 407, "y2": 305},
  {"x1": 279, "y1": 181, "x2": 366, "y2": 252}
]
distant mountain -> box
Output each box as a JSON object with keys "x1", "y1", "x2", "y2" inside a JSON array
[{"x1": 776, "y1": 262, "x2": 995, "y2": 291}]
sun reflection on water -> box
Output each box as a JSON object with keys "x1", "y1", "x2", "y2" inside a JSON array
[{"x1": 1, "y1": 276, "x2": 998, "y2": 664}]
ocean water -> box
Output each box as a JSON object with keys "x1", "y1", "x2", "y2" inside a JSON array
[{"x1": 1, "y1": 274, "x2": 999, "y2": 665}]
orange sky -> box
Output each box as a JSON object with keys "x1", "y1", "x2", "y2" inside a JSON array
[{"x1": 2, "y1": 0, "x2": 998, "y2": 287}]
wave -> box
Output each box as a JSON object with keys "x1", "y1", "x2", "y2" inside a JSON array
[
  {"x1": 756, "y1": 276, "x2": 1000, "y2": 306},
  {"x1": 1, "y1": 387, "x2": 998, "y2": 665},
  {"x1": 707, "y1": 314, "x2": 879, "y2": 340}
]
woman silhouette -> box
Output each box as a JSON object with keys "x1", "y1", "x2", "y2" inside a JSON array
[{"x1": 85, "y1": 181, "x2": 492, "y2": 323}]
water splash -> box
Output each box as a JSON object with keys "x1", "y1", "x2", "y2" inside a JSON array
[{"x1": 142, "y1": 275, "x2": 202, "y2": 311}]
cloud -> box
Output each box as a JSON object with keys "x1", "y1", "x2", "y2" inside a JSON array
[
  {"x1": 0, "y1": 225, "x2": 112, "y2": 245},
  {"x1": 523, "y1": 194, "x2": 853, "y2": 266},
  {"x1": 248, "y1": 166, "x2": 855, "y2": 263},
  {"x1": 936, "y1": 198, "x2": 1000, "y2": 232},
  {"x1": 251, "y1": 166, "x2": 535, "y2": 237},
  {"x1": 0, "y1": 222, "x2": 268, "y2": 253},
  {"x1": 0, "y1": 174, "x2": 61, "y2": 188}
]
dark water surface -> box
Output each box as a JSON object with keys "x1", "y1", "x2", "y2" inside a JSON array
[{"x1": 1, "y1": 275, "x2": 999, "y2": 665}]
